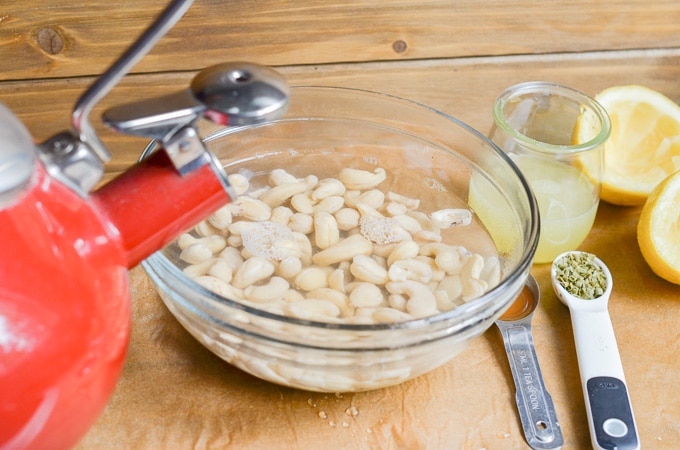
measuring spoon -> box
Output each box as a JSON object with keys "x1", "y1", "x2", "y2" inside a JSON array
[
  {"x1": 495, "y1": 275, "x2": 563, "y2": 449},
  {"x1": 551, "y1": 251, "x2": 639, "y2": 450}
]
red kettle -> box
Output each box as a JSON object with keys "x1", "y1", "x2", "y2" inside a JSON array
[{"x1": 0, "y1": 0, "x2": 289, "y2": 448}]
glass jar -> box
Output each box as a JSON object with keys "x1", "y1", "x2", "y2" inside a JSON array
[{"x1": 490, "y1": 81, "x2": 611, "y2": 264}]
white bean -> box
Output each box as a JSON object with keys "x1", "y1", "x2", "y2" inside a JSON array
[
  {"x1": 285, "y1": 299, "x2": 340, "y2": 320},
  {"x1": 413, "y1": 230, "x2": 442, "y2": 244},
  {"x1": 195, "y1": 220, "x2": 219, "y2": 237},
  {"x1": 343, "y1": 190, "x2": 362, "y2": 208},
  {"x1": 207, "y1": 205, "x2": 233, "y2": 230},
  {"x1": 334, "y1": 207, "x2": 361, "y2": 231},
  {"x1": 283, "y1": 289, "x2": 305, "y2": 303},
  {"x1": 385, "y1": 280, "x2": 438, "y2": 318},
  {"x1": 270, "y1": 206, "x2": 294, "y2": 225},
  {"x1": 386, "y1": 191, "x2": 420, "y2": 210},
  {"x1": 231, "y1": 256, "x2": 275, "y2": 289},
  {"x1": 461, "y1": 253, "x2": 485, "y2": 280},
  {"x1": 306, "y1": 288, "x2": 353, "y2": 317},
  {"x1": 354, "y1": 307, "x2": 377, "y2": 319},
  {"x1": 462, "y1": 278, "x2": 488, "y2": 302},
  {"x1": 434, "y1": 289, "x2": 459, "y2": 311},
  {"x1": 387, "y1": 240, "x2": 420, "y2": 266},
  {"x1": 312, "y1": 178, "x2": 346, "y2": 200},
  {"x1": 244, "y1": 277, "x2": 290, "y2": 303},
  {"x1": 480, "y1": 256, "x2": 502, "y2": 288},
  {"x1": 436, "y1": 275, "x2": 463, "y2": 303},
  {"x1": 420, "y1": 243, "x2": 465, "y2": 274},
  {"x1": 350, "y1": 255, "x2": 389, "y2": 284},
  {"x1": 414, "y1": 255, "x2": 446, "y2": 282},
  {"x1": 328, "y1": 268, "x2": 347, "y2": 293},
  {"x1": 276, "y1": 256, "x2": 303, "y2": 280},
  {"x1": 191, "y1": 235, "x2": 227, "y2": 253},
  {"x1": 430, "y1": 208, "x2": 473, "y2": 228},
  {"x1": 302, "y1": 174, "x2": 319, "y2": 189},
  {"x1": 295, "y1": 267, "x2": 329, "y2": 291},
  {"x1": 228, "y1": 220, "x2": 256, "y2": 236},
  {"x1": 313, "y1": 212, "x2": 340, "y2": 249},
  {"x1": 227, "y1": 173, "x2": 250, "y2": 195},
  {"x1": 290, "y1": 193, "x2": 316, "y2": 214},
  {"x1": 218, "y1": 246, "x2": 244, "y2": 271},
  {"x1": 349, "y1": 282, "x2": 384, "y2": 308},
  {"x1": 388, "y1": 294, "x2": 408, "y2": 311},
  {"x1": 289, "y1": 213, "x2": 314, "y2": 234},
  {"x1": 356, "y1": 202, "x2": 384, "y2": 219},
  {"x1": 194, "y1": 275, "x2": 243, "y2": 300},
  {"x1": 372, "y1": 308, "x2": 414, "y2": 323},
  {"x1": 390, "y1": 214, "x2": 423, "y2": 234},
  {"x1": 177, "y1": 233, "x2": 197, "y2": 250},
  {"x1": 312, "y1": 234, "x2": 373, "y2": 266},
  {"x1": 388, "y1": 258, "x2": 433, "y2": 284},
  {"x1": 229, "y1": 196, "x2": 272, "y2": 221},
  {"x1": 179, "y1": 243, "x2": 213, "y2": 264},
  {"x1": 292, "y1": 232, "x2": 313, "y2": 265},
  {"x1": 358, "y1": 189, "x2": 385, "y2": 209},
  {"x1": 260, "y1": 181, "x2": 308, "y2": 208},
  {"x1": 247, "y1": 186, "x2": 270, "y2": 199},
  {"x1": 268, "y1": 168, "x2": 298, "y2": 186},
  {"x1": 208, "y1": 259, "x2": 233, "y2": 283},
  {"x1": 313, "y1": 196, "x2": 345, "y2": 215},
  {"x1": 372, "y1": 243, "x2": 399, "y2": 258},
  {"x1": 338, "y1": 167, "x2": 386, "y2": 190},
  {"x1": 182, "y1": 258, "x2": 216, "y2": 278},
  {"x1": 406, "y1": 210, "x2": 440, "y2": 233},
  {"x1": 383, "y1": 201, "x2": 408, "y2": 216},
  {"x1": 227, "y1": 235, "x2": 243, "y2": 248}
]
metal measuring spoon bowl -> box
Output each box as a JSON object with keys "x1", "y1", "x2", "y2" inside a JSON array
[
  {"x1": 552, "y1": 251, "x2": 640, "y2": 450},
  {"x1": 495, "y1": 274, "x2": 564, "y2": 450}
]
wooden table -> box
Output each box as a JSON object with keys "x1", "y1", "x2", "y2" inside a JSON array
[{"x1": 2, "y1": 1, "x2": 680, "y2": 448}]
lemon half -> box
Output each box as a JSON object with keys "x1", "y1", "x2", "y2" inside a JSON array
[
  {"x1": 583, "y1": 85, "x2": 680, "y2": 206},
  {"x1": 637, "y1": 170, "x2": 680, "y2": 285}
]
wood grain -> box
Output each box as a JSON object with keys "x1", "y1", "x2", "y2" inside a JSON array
[
  {"x1": 2, "y1": 49, "x2": 679, "y2": 176},
  {"x1": 2, "y1": 0, "x2": 680, "y2": 81}
]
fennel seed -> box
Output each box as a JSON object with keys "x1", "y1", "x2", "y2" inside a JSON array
[{"x1": 554, "y1": 252, "x2": 607, "y2": 299}]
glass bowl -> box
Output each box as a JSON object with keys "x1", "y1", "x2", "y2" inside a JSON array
[{"x1": 141, "y1": 86, "x2": 539, "y2": 392}]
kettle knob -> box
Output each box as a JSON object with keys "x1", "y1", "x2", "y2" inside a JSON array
[{"x1": 191, "y1": 62, "x2": 290, "y2": 126}]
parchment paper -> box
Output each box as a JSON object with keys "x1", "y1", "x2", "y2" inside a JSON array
[{"x1": 76, "y1": 202, "x2": 680, "y2": 449}]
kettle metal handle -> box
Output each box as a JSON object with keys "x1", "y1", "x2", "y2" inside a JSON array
[{"x1": 37, "y1": 0, "x2": 289, "y2": 198}]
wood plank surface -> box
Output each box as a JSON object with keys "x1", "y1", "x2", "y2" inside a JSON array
[
  {"x1": 2, "y1": 1, "x2": 680, "y2": 448},
  {"x1": 2, "y1": 0, "x2": 680, "y2": 81},
  {"x1": 2, "y1": 49, "x2": 679, "y2": 175}
]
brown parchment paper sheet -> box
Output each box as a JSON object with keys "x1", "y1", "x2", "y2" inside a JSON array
[{"x1": 76, "y1": 202, "x2": 680, "y2": 449}]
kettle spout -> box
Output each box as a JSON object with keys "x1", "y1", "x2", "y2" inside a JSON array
[{"x1": 92, "y1": 148, "x2": 231, "y2": 268}]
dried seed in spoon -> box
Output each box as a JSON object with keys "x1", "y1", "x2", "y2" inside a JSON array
[{"x1": 554, "y1": 252, "x2": 607, "y2": 299}]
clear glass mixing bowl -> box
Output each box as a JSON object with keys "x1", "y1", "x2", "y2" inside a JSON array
[{"x1": 141, "y1": 86, "x2": 539, "y2": 392}]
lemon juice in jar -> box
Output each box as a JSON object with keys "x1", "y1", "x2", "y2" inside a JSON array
[
  {"x1": 514, "y1": 155, "x2": 598, "y2": 263},
  {"x1": 489, "y1": 81, "x2": 610, "y2": 263}
]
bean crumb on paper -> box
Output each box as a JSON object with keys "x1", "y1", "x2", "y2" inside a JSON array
[{"x1": 345, "y1": 406, "x2": 359, "y2": 417}]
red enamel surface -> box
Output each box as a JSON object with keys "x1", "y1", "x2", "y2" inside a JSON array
[
  {"x1": 0, "y1": 153, "x2": 230, "y2": 448},
  {"x1": 0, "y1": 164, "x2": 130, "y2": 449}
]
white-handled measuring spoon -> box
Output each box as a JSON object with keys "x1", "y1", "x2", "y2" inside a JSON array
[
  {"x1": 495, "y1": 275, "x2": 563, "y2": 449},
  {"x1": 551, "y1": 251, "x2": 639, "y2": 450}
]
